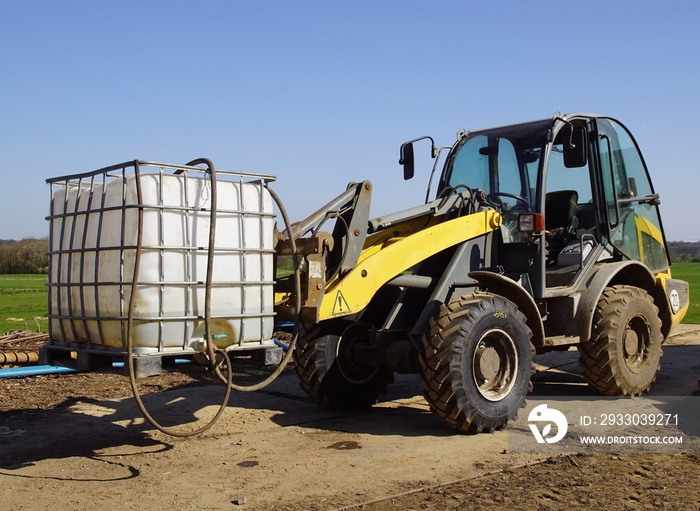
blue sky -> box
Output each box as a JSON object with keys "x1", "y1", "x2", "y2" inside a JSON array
[{"x1": 2, "y1": 0, "x2": 699, "y2": 240}]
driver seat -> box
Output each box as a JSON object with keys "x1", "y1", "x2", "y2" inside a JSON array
[
  {"x1": 545, "y1": 190, "x2": 579, "y2": 232},
  {"x1": 545, "y1": 190, "x2": 578, "y2": 263}
]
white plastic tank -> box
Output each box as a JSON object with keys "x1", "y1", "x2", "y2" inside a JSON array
[{"x1": 48, "y1": 164, "x2": 275, "y2": 354}]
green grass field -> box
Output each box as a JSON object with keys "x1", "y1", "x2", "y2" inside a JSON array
[
  {"x1": 0, "y1": 262, "x2": 698, "y2": 335},
  {"x1": 0, "y1": 274, "x2": 49, "y2": 334},
  {"x1": 669, "y1": 262, "x2": 700, "y2": 324}
]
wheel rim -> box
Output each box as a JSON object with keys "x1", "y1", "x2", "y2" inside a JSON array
[
  {"x1": 472, "y1": 328, "x2": 518, "y2": 402},
  {"x1": 336, "y1": 325, "x2": 379, "y2": 385},
  {"x1": 623, "y1": 315, "x2": 652, "y2": 374}
]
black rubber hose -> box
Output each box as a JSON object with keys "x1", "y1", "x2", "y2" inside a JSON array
[
  {"x1": 126, "y1": 159, "x2": 232, "y2": 437},
  {"x1": 127, "y1": 158, "x2": 302, "y2": 435},
  {"x1": 185, "y1": 158, "x2": 220, "y2": 374}
]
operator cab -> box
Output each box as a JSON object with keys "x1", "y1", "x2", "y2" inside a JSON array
[{"x1": 426, "y1": 113, "x2": 670, "y2": 299}]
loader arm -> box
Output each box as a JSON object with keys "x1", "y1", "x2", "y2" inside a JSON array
[{"x1": 317, "y1": 209, "x2": 502, "y2": 321}]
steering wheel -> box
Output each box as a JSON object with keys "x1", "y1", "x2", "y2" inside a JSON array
[{"x1": 485, "y1": 192, "x2": 530, "y2": 211}]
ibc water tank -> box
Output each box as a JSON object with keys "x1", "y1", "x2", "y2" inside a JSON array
[{"x1": 47, "y1": 162, "x2": 276, "y2": 355}]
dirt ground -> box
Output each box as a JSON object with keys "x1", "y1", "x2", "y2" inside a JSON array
[{"x1": 1, "y1": 329, "x2": 699, "y2": 510}]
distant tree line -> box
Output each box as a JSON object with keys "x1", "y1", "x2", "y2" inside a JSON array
[
  {"x1": 0, "y1": 238, "x2": 49, "y2": 274},
  {"x1": 0, "y1": 237, "x2": 696, "y2": 274},
  {"x1": 667, "y1": 241, "x2": 700, "y2": 263}
]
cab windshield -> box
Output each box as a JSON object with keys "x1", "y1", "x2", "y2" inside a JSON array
[{"x1": 442, "y1": 118, "x2": 553, "y2": 208}]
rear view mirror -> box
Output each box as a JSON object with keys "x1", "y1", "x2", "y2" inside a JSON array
[
  {"x1": 400, "y1": 142, "x2": 415, "y2": 180},
  {"x1": 564, "y1": 126, "x2": 588, "y2": 168},
  {"x1": 399, "y1": 136, "x2": 436, "y2": 181}
]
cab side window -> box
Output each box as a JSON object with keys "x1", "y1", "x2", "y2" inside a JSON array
[{"x1": 597, "y1": 119, "x2": 668, "y2": 271}]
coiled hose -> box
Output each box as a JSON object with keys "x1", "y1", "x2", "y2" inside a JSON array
[{"x1": 126, "y1": 159, "x2": 301, "y2": 437}]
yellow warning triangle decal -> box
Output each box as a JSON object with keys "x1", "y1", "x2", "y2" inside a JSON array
[{"x1": 332, "y1": 291, "x2": 351, "y2": 315}]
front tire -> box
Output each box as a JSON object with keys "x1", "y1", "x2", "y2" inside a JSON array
[
  {"x1": 293, "y1": 321, "x2": 394, "y2": 410},
  {"x1": 419, "y1": 293, "x2": 534, "y2": 433},
  {"x1": 579, "y1": 285, "x2": 662, "y2": 396}
]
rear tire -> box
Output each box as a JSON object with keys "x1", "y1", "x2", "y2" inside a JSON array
[
  {"x1": 578, "y1": 285, "x2": 663, "y2": 396},
  {"x1": 419, "y1": 293, "x2": 534, "y2": 433},
  {"x1": 293, "y1": 321, "x2": 394, "y2": 410}
]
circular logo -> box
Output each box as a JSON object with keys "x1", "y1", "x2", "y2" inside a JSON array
[
  {"x1": 528, "y1": 404, "x2": 568, "y2": 444},
  {"x1": 670, "y1": 289, "x2": 681, "y2": 314}
]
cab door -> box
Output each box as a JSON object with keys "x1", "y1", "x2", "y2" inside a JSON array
[{"x1": 595, "y1": 118, "x2": 669, "y2": 272}]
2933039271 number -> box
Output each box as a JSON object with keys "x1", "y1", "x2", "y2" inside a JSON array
[{"x1": 598, "y1": 413, "x2": 678, "y2": 427}]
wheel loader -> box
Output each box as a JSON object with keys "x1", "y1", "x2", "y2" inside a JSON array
[
  {"x1": 274, "y1": 112, "x2": 689, "y2": 433},
  {"x1": 45, "y1": 112, "x2": 689, "y2": 435}
]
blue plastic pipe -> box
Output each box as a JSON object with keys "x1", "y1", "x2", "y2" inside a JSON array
[
  {"x1": 0, "y1": 365, "x2": 76, "y2": 379},
  {"x1": 111, "y1": 359, "x2": 191, "y2": 368},
  {"x1": 0, "y1": 358, "x2": 194, "y2": 379},
  {"x1": 274, "y1": 338, "x2": 289, "y2": 351},
  {"x1": 0, "y1": 345, "x2": 294, "y2": 379}
]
